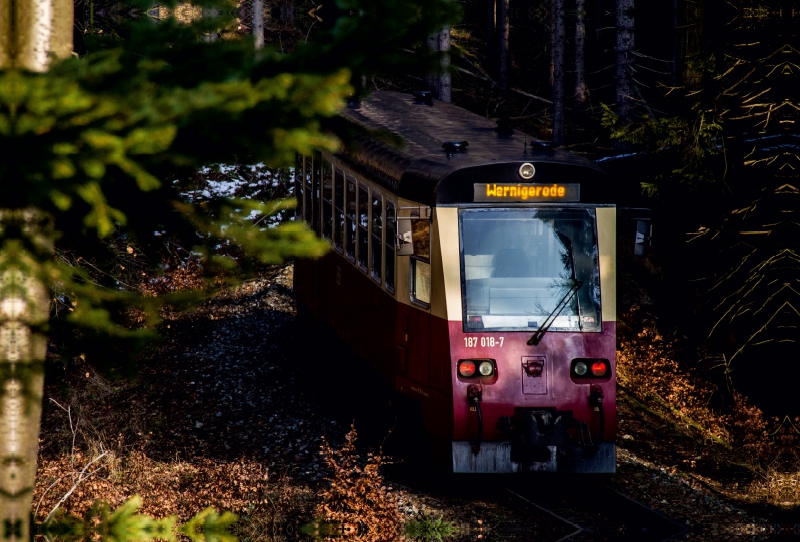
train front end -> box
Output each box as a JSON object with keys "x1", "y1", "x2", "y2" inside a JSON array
[{"x1": 437, "y1": 167, "x2": 616, "y2": 473}]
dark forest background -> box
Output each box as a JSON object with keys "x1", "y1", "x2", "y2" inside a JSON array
[{"x1": 72, "y1": 0, "x2": 800, "y2": 416}]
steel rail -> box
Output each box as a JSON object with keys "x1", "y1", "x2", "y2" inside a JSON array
[{"x1": 503, "y1": 481, "x2": 691, "y2": 542}]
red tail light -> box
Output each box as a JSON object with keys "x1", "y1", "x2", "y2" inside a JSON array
[
  {"x1": 570, "y1": 358, "x2": 611, "y2": 381},
  {"x1": 591, "y1": 360, "x2": 608, "y2": 377},
  {"x1": 459, "y1": 360, "x2": 476, "y2": 377}
]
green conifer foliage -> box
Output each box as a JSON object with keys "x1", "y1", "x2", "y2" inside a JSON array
[{"x1": 0, "y1": 0, "x2": 460, "y2": 539}]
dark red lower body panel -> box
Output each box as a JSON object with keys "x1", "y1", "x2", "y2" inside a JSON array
[{"x1": 295, "y1": 255, "x2": 616, "y2": 472}]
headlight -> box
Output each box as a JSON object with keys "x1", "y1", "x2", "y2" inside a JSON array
[
  {"x1": 519, "y1": 163, "x2": 536, "y2": 179},
  {"x1": 478, "y1": 361, "x2": 494, "y2": 376}
]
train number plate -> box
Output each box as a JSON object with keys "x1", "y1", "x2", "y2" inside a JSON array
[{"x1": 464, "y1": 336, "x2": 505, "y2": 348}]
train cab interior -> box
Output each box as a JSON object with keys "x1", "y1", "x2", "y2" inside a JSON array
[{"x1": 460, "y1": 208, "x2": 602, "y2": 333}]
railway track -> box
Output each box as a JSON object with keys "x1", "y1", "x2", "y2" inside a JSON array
[
  {"x1": 306, "y1": 333, "x2": 691, "y2": 542},
  {"x1": 501, "y1": 477, "x2": 690, "y2": 542}
]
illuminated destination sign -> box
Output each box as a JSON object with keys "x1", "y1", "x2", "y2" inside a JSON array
[{"x1": 474, "y1": 183, "x2": 580, "y2": 202}]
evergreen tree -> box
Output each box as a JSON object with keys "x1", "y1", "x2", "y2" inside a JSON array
[
  {"x1": 0, "y1": 0, "x2": 459, "y2": 539},
  {"x1": 615, "y1": 0, "x2": 635, "y2": 124}
]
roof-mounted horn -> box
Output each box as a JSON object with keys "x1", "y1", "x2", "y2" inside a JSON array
[
  {"x1": 414, "y1": 90, "x2": 434, "y2": 105},
  {"x1": 442, "y1": 140, "x2": 469, "y2": 153}
]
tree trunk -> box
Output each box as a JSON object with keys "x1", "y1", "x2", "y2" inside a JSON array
[
  {"x1": 486, "y1": 0, "x2": 496, "y2": 77},
  {"x1": 552, "y1": 0, "x2": 565, "y2": 146},
  {"x1": 424, "y1": 32, "x2": 439, "y2": 95},
  {"x1": 253, "y1": 0, "x2": 265, "y2": 49},
  {"x1": 0, "y1": 0, "x2": 73, "y2": 71},
  {"x1": 549, "y1": 0, "x2": 555, "y2": 87},
  {"x1": 202, "y1": 7, "x2": 221, "y2": 42},
  {"x1": 278, "y1": 0, "x2": 294, "y2": 25},
  {"x1": 0, "y1": 2, "x2": 71, "y2": 538},
  {"x1": 574, "y1": 0, "x2": 588, "y2": 105},
  {"x1": 438, "y1": 27, "x2": 452, "y2": 103},
  {"x1": 672, "y1": 0, "x2": 679, "y2": 88},
  {"x1": 423, "y1": 24, "x2": 451, "y2": 102},
  {"x1": 0, "y1": 211, "x2": 52, "y2": 542},
  {"x1": 498, "y1": 0, "x2": 509, "y2": 97},
  {"x1": 615, "y1": 0, "x2": 635, "y2": 123}
]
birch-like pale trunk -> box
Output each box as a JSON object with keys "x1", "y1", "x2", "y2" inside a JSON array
[
  {"x1": 552, "y1": 0, "x2": 565, "y2": 146},
  {"x1": 0, "y1": 211, "x2": 53, "y2": 542},
  {"x1": 498, "y1": 0, "x2": 509, "y2": 97},
  {"x1": 615, "y1": 0, "x2": 635, "y2": 123},
  {"x1": 253, "y1": 0, "x2": 265, "y2": 49},
  {"x1": 0, "y1": 0, "x2": 72, "y2": 71},
  {"x1": 0, "y1": 0, "x2": 72, "y2": 538},
  {"x1": 574, "y1": 0, "x2": 588, "y2": 105}
]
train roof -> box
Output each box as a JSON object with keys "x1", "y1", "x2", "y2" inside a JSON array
[{"x1": 336, "y1": 91, "x2": 605, "y2": 205}]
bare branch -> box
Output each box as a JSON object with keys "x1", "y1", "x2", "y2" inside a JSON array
[{"x1": 43, "y1": 451, "x2": 109, "y2": 523}]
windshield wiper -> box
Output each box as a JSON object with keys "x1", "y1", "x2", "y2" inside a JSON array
[
  {"x1": 527, "y1": 278, "x2": 583, "y2": 346},
  {"x1": 563, "y1": 234, "x2": 583, "y2": 332}
]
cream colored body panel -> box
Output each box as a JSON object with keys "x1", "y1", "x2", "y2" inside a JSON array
[
  {"x1": 435, "y1": 207, "x2": 463, "y2": 322},
  {"x1": 429, "y1": 210, "x2": 446, "y2": 319},
  {"x1": 596, "y1": 206, "x2": 617, "y2": 323}
]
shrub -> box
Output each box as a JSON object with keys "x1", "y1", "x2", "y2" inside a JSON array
[{"x1": 316, "y1": 426, "x2": 403, "y2": 542}]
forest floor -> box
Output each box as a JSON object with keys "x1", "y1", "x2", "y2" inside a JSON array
[{"x1": 33, "y1": 262, "x2": 797, "y2": 541}]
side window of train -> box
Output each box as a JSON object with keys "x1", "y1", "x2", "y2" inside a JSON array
[
  {"x1": 357, "y1": 183, "x2": 369, "y2": 271},
  {"x1": 295, "y1": 154, "x2": 304, "y2": 222},
  {"x1": 370, "y1": 193, "x2": 382, "y2": 283},
  {"x1": 304, "y1": 155, "x2": 313, "y2": 227},
  {"x1": 322, "y1": 160, "x2": 333, "y2": 240},
  {"x1": 334, "y1": 168, "x2": 345, "y2": 252},
  {"x1": 410, "y1": 215, "x2": 431, "y2": 306},
  {"x1": 345, "y1": 176, "x2": 357, "y2": 261},
  {"x1": 385, "y1": 202, "x2": 396, "y2": 292}
]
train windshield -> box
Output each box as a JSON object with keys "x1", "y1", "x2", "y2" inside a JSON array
[{"x1": 460, "y1": 208, "x2": 601, "y2": 333}]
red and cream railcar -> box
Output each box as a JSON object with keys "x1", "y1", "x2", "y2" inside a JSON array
[{"x1": 294, "y1": 91, "x2": 616, "y2": 473}]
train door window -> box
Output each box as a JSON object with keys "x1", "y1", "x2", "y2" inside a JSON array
[
  {"x1": 411, "y1": 259, "x2": 431, "y2": 306},
  {"x1": 333, "y1": 168, "x2": 344, "y2": 252},
  {"x1": 345, "y1": 176, "x2": 357, "y2": 261},
  {"x1": 411, "y1": 217, "x2": 430, "y2": 259},
  {"x1": 295, "y1": 154, "x2": 304, "y2": 222},
  {"x1": 410, "y1": 216, "x2": 431, "y2": 306},
  {"x1": 357, "y1": 183, "x2": 369, "y2": 271},
  {"x1": 385, "y1": 202, "x2": 396, "y2": 292},
  {"x1": 370, "y1": 193, "x2": 382, "y2": 283},
  {"x1": 322, "y1": 160, "x2": 333, "y2": 240},
  {"x1": 304, "y1": 155, "x2": 313, "y2": 227}
]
